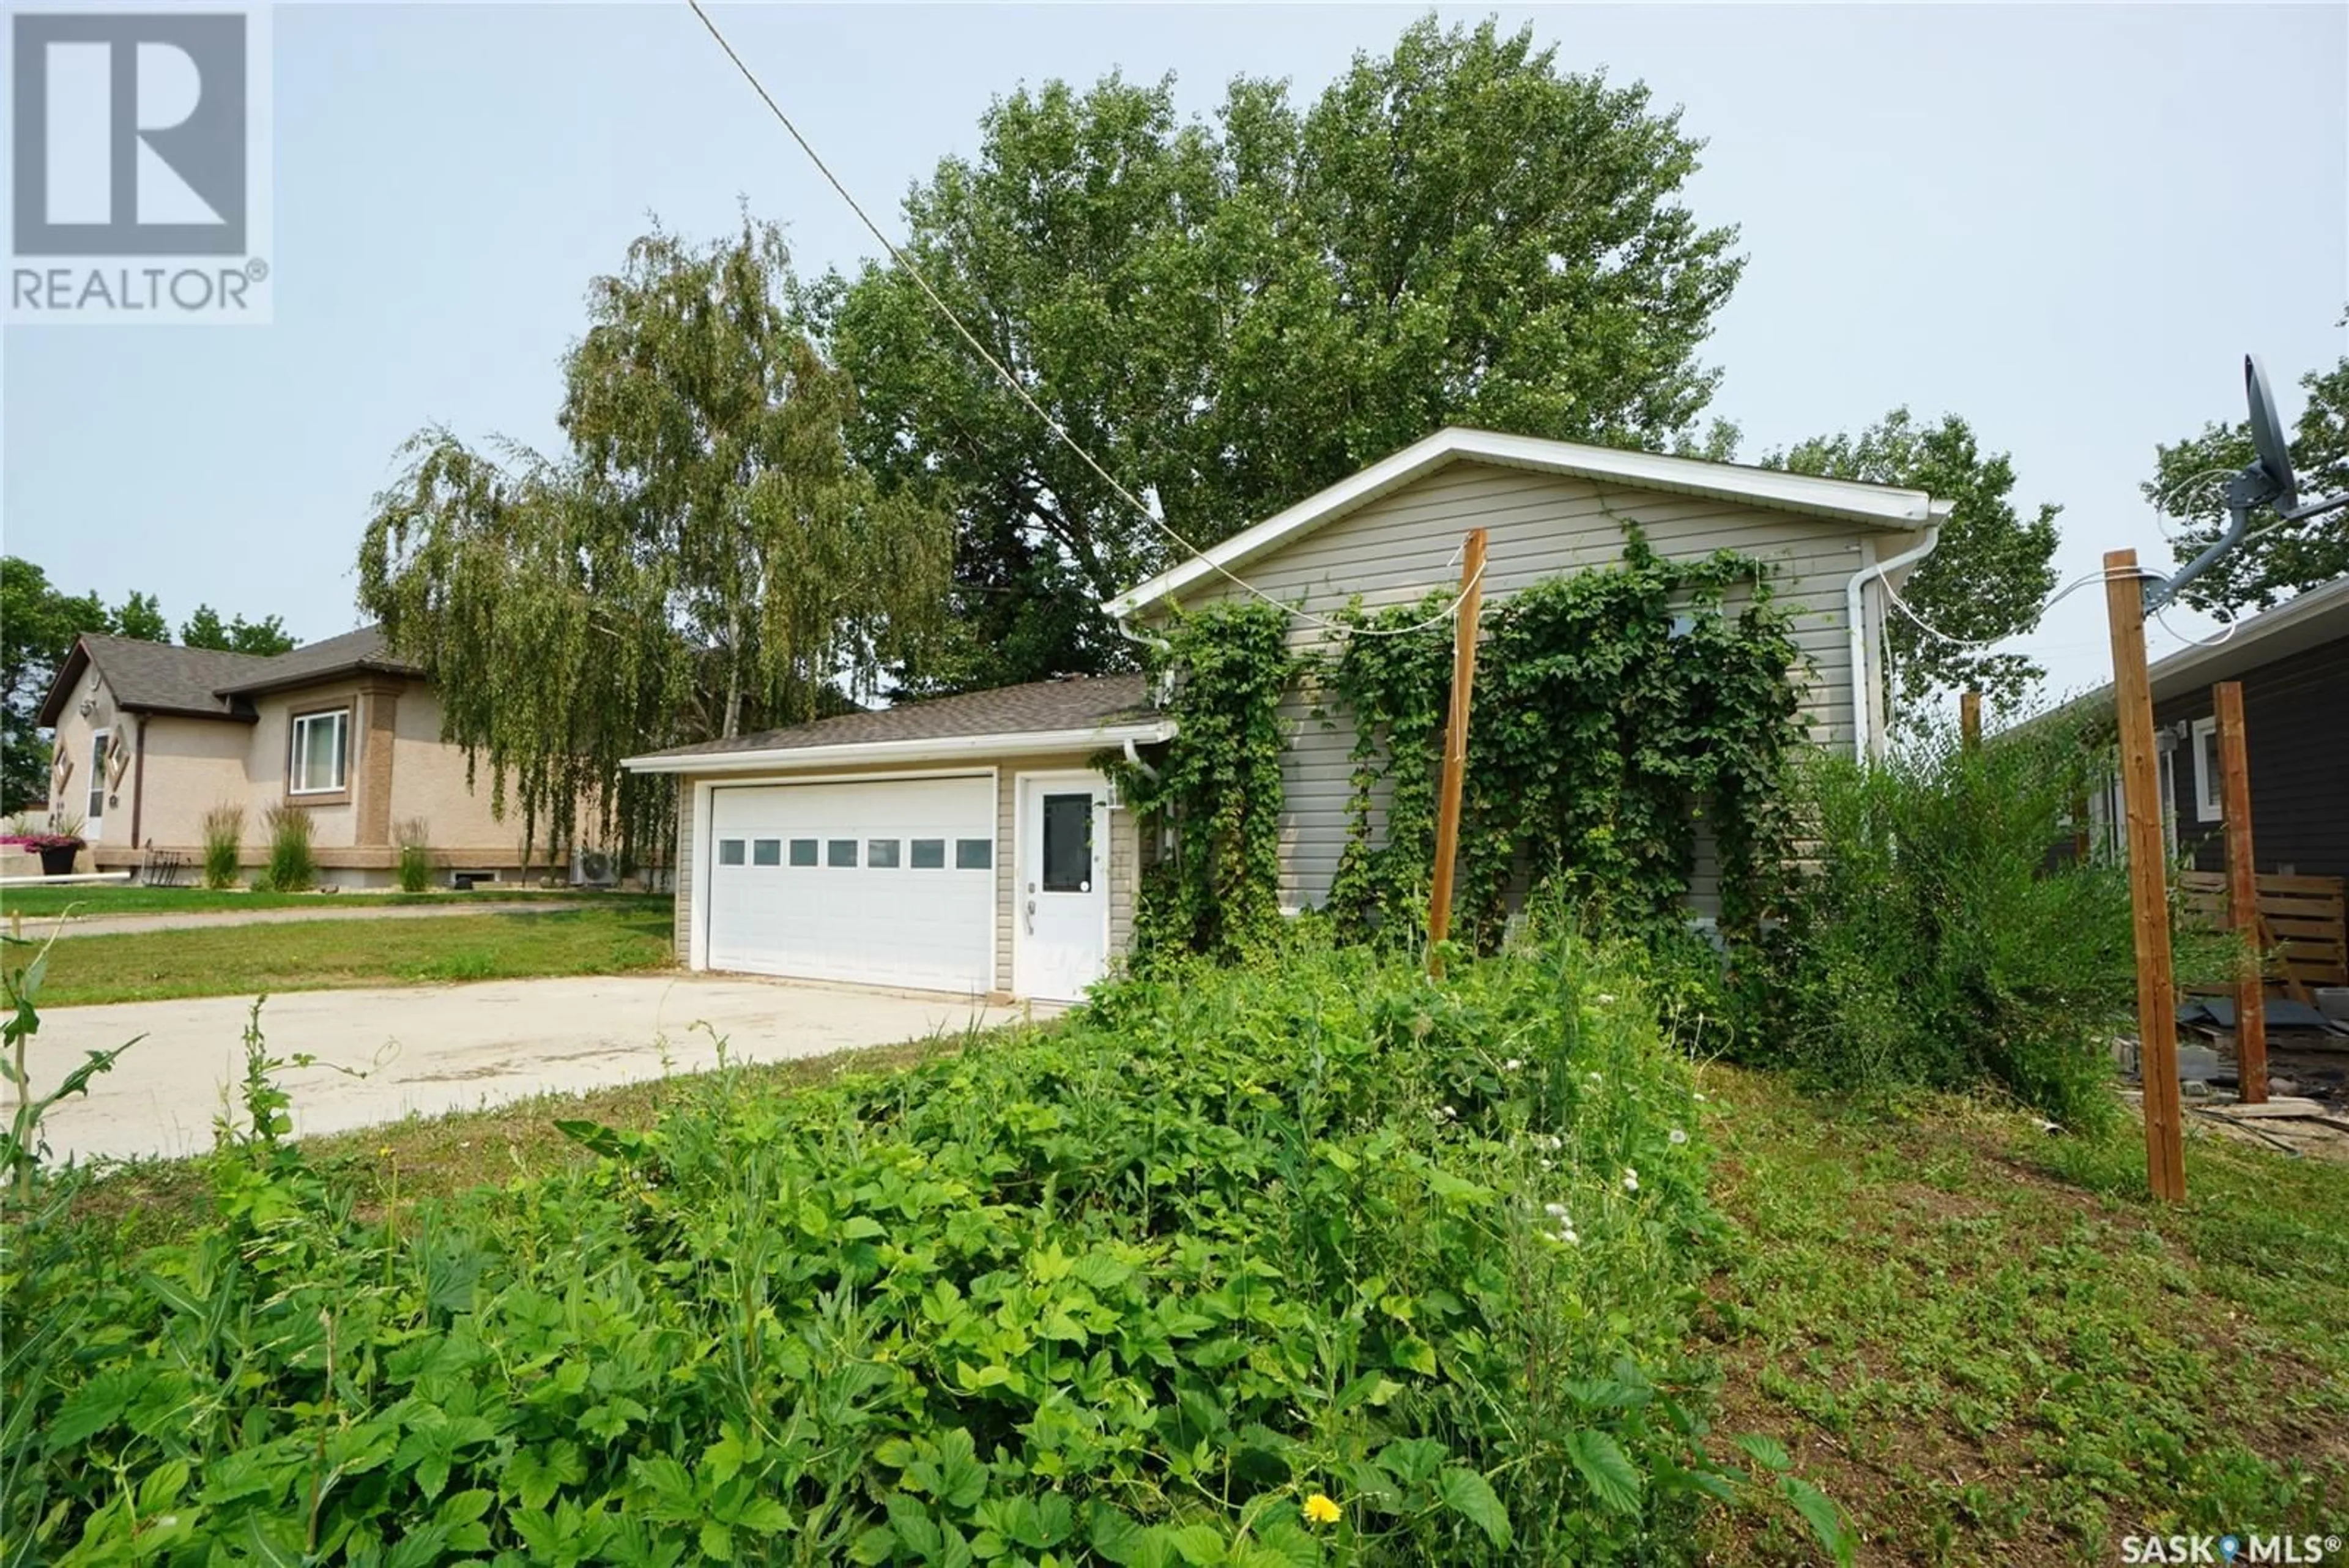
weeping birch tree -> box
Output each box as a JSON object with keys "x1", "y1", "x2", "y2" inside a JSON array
[{"x1": 358, "y1": 220, "x2": 951, "y2": 868}]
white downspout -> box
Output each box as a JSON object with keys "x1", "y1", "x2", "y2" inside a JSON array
[{"x1": 1846, "y1": 520, "x2": 1943, "y2": 760}]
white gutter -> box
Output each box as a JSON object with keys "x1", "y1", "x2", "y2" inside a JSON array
[
  {"x1": 621, "y1": 720, "x2": 1177, "y2": 776},
  {"x1": 1845, "y1": 518, "x2": 1944, "y2": 760}
]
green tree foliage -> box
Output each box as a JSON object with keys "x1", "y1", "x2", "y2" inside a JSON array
[
  {"x1": 1767, "y1": 411, "x2": 2058, "y2": 712},
  {"x1": 106, "y1": 591, "x2": 169, "y2": 645},
  {"x1": 180, "y1": 604, "x2": 297, "y2": 656},
  {"x1": 2143, "y1": 349, "x2": 2348, "y2": 613},
  {"x1": 359, "y1": 221, "x2": 951, "y2": 866},
  {"x1": 1, "y1": 560, "x2": 105, "y2": 810},
  {"x1": 807, "y1": 16, "x2": 1745, "y2": 693}
]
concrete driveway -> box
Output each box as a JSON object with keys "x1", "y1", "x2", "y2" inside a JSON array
[{"x1": 14, "y1": 975, "x2": 1039, "y2": 1165}]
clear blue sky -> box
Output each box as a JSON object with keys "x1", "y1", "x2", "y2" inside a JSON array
[{"x1": 4, "y1": 2, "x2": 2343, "y2": 700}]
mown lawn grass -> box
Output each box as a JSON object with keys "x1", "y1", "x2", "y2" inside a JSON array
[
  {"x1": 0, "y1": 883, "x2": 665, "y2": 920},
  {"x1": 1695, "y1": 1065, "x2": 2349, "y2": 1565},
  {"x1": 23, "y1": 903, "x2": 676, "y2": 1006}
]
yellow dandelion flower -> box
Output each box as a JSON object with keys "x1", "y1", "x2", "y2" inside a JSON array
[{"x1": 1303, "y1": 1493, "x2": 1341, "y2": 1527}]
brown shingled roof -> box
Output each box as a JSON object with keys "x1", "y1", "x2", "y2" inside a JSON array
[
  {"x1": 630, "y1": 673, "x2": 1160, "y2": 762},
  {"x1": 37, "y1": 635, "x2": 272, "y2": 724},
  {"x1": 35, "y1": 625, "x2": 425, "y2": 726},
  {"x1": 213, "y1": 625, "x2": 420, "y2": 696}
]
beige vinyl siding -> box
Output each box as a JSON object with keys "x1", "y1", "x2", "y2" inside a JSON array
[{"x1": 1154, "y1": 460, "x2": 1904, "y2": 912}]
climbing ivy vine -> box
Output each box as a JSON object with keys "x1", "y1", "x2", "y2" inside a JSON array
[
  {"x1": 1327, "y1": 527, "x2": 1805, "y2": 949},
  {"x1": 1118, "y1": 527, "x2": 1805, "y2": 963},
  {"x1": 1104, "y1": 600, "x2": 1296, "y2": 961}
]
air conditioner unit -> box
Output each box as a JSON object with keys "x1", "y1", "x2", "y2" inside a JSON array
[{"x1": 571, "y1": 847, "x2": 618, "y2": 888}]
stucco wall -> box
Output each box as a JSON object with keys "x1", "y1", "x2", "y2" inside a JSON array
[
  {"x1": 384, "y1": 685, "x2": 532, "y2": 864},
  {"x1": 1149, "y1": 459, "x2": 1912, "y2": 912},
  {"x1": 61, "y1": 671, "x2": 536, "y2": 877}
]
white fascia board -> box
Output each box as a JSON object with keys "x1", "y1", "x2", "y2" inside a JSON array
[
  {"x1": 622, "y1": 720, "x2": 1176, "y2": 776},
  {"x1": 1102, "y1": 426, "x2": 1940, "y2": 620}
]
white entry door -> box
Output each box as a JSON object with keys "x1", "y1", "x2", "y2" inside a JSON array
[{"x1": 1014, "y1": 773, "x2": 1110, "y2": 1002}]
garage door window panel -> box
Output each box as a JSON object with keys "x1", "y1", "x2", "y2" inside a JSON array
[
  {"x1": 868, "y1": 839, "x2": 901, "y2": 868},
  {"x1": 718, "y1": 839, "x2": 746, "y2": 866},
  {"x1": 956, "y1": 839, "x2": 992, "y2": 871},
  {"x1": 789, "y1": 839, "x2": 818, "y2": 866},
  {"x1": 752, "y1": 839, "x2": 782, "y2": 866},
  {"x1": 910, "y1": 839, "x2": 946, "y2": 869},
  {"x1": 828, "y1": 839, "x2": 858, "y2": 868}
]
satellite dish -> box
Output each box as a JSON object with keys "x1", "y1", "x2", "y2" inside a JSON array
[{"x1": 2244, "y1": 354, "x2": 2299, "y2": 514}]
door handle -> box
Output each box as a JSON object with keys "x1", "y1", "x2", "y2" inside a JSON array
[{"x1": 1025, "y1": 897, "x2": 1036, "y2": 933}]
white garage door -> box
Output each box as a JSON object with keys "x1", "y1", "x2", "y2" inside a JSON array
[{"x1": 706, "y1": 776, "x2": 996, "y2": 992}]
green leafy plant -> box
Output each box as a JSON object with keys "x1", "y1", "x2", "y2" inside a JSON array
[
  {"x1": 199, "y1": 801, "x2": 243, "y2": 889},
  {"x1": 2, "y1": 927, "x2": 144, "y2": 1201},
  {"x1": 1, "y1": 930, "x2": 1848, "y2": 1564},
  {"x1": 1326, "y1": 526, "x2": 1803, "y2": 951},
  {"x1": 259, "y1": 802, "x2": 316, "y2": 892},
  {"x1": 395, "y1": 817, "x2": 432, "y2": 893},
  {"x1": 1744, "y1": 709, "x2": 2233, "y2": 1126},
  {"x1": 1105, "y1": 599, "x2": 1297, "y2": 960}
]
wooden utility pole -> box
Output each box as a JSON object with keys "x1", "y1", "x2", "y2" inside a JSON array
[
  {"x1": 1959, "y1": 689, "x2": 1983, "y2": 752},
  {"x1": 2104, "y1": 549, "x2": 2186, "y2": 1200},
  {"x1": 1426, "y1": 528, "x2": 1488, "y2": 977},
  {"x1": 2214, "y1": 680, "x2": 2267, "y2": 1104}
]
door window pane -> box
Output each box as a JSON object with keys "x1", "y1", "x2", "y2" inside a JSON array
[
  {"x1": 88, "y1": 732, "x2": 108, "y2": 820},
  {"x1": 718, "y1": 839, "x2": 746, "y2": 866},
  {"x1": 910, "y1": 838, "x2": 946, "y2": 869},
  {"x1": 789, "y1": 839, "x2": 818, "y2": 866},
  {"x1": 752, "y1": 839, "x2": 781, "y2": 866},
  {"x1": 954, "y1": 838, "x2": 992, "y2": 871},
  {"x1": 827, "y1": 839, "x2": 858, "y2": 868},
  {"x1": 867, "y1": 838, "x2": 901, "y2": 868},
  {"x1": 1042, "y1": 793, "x2": 1093, "y2": 893}
]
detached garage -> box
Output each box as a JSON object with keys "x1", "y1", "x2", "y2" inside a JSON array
[{"x1": 625, "y1": 676, "x2": 1167, "y2": 1003}]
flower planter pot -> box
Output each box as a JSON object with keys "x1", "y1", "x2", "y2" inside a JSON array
[{"x1": 39, "y1": 845, "x2": 79, "y2": 877}]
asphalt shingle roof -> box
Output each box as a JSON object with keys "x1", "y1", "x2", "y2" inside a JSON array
[
  {"x1": 40, "y1": 626, "x2": 425, "y2": 724},
  {"x1": 62, "y1": 635, "x2": 275, "y2": 719},
  {"x1": 633, "y1": 673, "x2": 1160, "y2": 761},
  {"x1": 212, "y1": 625, "x2": 420, "y2": 696}
]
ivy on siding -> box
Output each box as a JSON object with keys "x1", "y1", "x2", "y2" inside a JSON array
[
  {"x1": 1103, "y1": 600, "x2": 1296, "y2": 962},
  {"x1": 1327, "y1": 526, "x2": 1804, "y2": 949}
]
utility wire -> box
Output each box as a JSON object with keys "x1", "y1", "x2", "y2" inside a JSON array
[{"x1": 684, "y1": 0, "x2": 1477, "y2": 640}]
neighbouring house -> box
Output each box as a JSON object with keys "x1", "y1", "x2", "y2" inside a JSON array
[
  {"x1": 35, "y1": 626, "x2": 544, "y2": 887},
  {"x1": 625, "y1": 427, "x2": 1953, "y2": 1001},
  {"x1": 2082, "y1": 572, "x2": 2348, "y2": 883}
]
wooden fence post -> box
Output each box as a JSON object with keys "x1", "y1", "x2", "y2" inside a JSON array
[
  {"x1": 1427, "y1": 528, "x2": 1488, "y2": 978},
  {"x1": 2214, "y1": 680, "x2": 2267, "y2": 1104},
  {"x1": 2105, "y1": 549, "x2": 2186, "y2": 1200}
]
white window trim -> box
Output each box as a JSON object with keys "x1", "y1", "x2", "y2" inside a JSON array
[
  {"x1": 289, "y1": 708, "x2": 351, "y2": 796},
  {"x1": 2189, "y1": 716, "x2": 2223, "y2": 823}
]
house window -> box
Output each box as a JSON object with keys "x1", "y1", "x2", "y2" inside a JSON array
[
  {"x1": 2190, "y1": 716, "x2": 2223, "y2": 823},
  {"x1": 867, "y1": 839, "x2": 901, "y2": 869},
  {"x1": 87, "y1": 730, "x2": 108, "y2": 822},
  {"x1": 910, "y1": 838, "x2": 946, "y2": 869},
  {"x1": 290, "y1": 708, "x2": 350, "y2": 795}
]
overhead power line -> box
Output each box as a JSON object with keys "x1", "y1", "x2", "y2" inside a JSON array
[{"x1": 683, "y1": 0, "x2": 1474, "y2": 640}]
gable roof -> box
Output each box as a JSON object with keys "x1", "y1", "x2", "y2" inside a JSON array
[
  {"x1": 1103, "y1": 426, "x2": 1952, "y2": 620},
  {"x1": 37, "y1": 635, "x2": 273, "y2": 724},
  {"x1": 625, "y1": 674, "x2": 1168, "y2": 774},
  {"x1": 35, "y1": 625, "x2": 423, "y2": 726}
]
